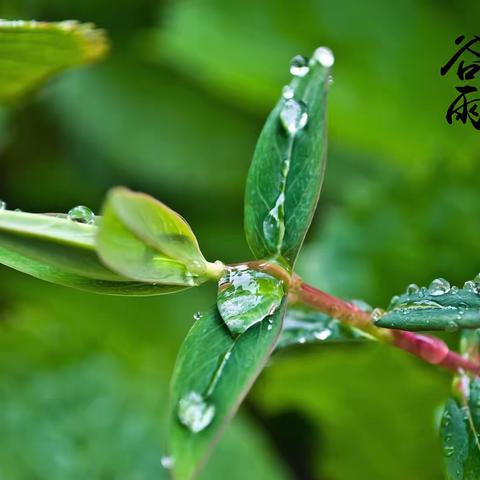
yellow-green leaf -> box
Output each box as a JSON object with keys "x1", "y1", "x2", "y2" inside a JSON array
[{"x1": 0, "y1": 19, "x2": 108, "y2": 103}]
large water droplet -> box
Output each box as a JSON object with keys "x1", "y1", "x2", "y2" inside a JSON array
[
  {"x1": 428, "y1": 278, "x2": 450, "y2": 296},
  {"x1": 290, "y1": 55, "x2": 309, "y2": 77},
  {"x1": 282, "y1": 85, "x2": 294, "y2": 99},
  {"x1": 178, "y1": 391, "x2": 215, "y2": 433},
  {"x1": 406, "y1": 284, "x2": 420, "y2": 295},
  {"x1": 67, "y1": 205, "x2": 95, "y2": 225},
  {"x1": 280, "y1": 99, "x2": 308, "y2": 135},
  {"x1": 161, "y1": 456, "x2": 174, "y2": 469},
  {"x1": 0, "y1": 200, "x2": 6, "y2": 211},
  {"x1": 312, "y1": 46, "x2": 335, "y2": 67}
]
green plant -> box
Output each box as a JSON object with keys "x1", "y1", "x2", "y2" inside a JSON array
[{"x1": 1, "y1": 19, "x2": 480, "y2": 480}]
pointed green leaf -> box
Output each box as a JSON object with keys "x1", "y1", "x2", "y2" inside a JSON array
[
  {"x1": 441, "y1": 377, "x2": 480, "y2": 479},
  {"x1": 217, "y1": 266, "x2": 284, "y2": 335},
  {"x1": 277, "y1": 305, "x2": 368, "y2": 349},
  {"x1": 97, "y1": 188, "x2": 223, "y2": 286},
  {"x1": 0, "y1": 209, "x2": 181, "y2": 295},
  {"x1": 169, "y1": 300, "x2": 287, "y2": 480},
  {"x1": 375, "y1": 279, "x2": 480, "y2": 331},
  {"x1": 0, "y1": 20, "x2": 108, "y2": 103},
  {"x1": 244, "y1": 49, "x2": 332, "y2": 268}
]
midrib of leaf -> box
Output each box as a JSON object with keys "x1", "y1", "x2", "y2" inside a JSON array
[{"x1": 269, "y1": 135, "x2": 294, "y2": 257}]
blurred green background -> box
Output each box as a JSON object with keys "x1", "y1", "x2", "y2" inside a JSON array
[{"x1": 0, "y1": 0, "x2": 479, "y2": 478}]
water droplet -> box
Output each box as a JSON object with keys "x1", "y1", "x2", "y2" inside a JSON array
[
  {"x1": 14, "y1": 208, "x2": 22, "y2": 212},
  {"x1": 161, "y1": 456, "x2": 174, "y2": 469},
  {"x1": 280, "y1": 99, "x2": 308, "y2": 135},
  {"x1": 428, "y1": 278, "x2": 450, "y2": 296},
  {"x1": 312, "y1": 46, "x2": 335, "y2": 67},
  {"x1": 188, "y1": 259, "x2": 204, "y2": 274},
  {"x1": 298, "y1": 336, "x2": 306, "y2": 344},
  {"x1": 451, "y1": 286, "x2": 459, "y2": 294},
  {"x1": 314, "y1": 329, "x2": 332, "y2": 340},
  {"x1": 474, "y1": 273, "x2": 480, "y2": 287},
  {"x1": 67, "y1": 205, "x2": 95, "y2": 225},
  {"x1": 371, "y1": 308, "x2": 384, "y2": 322},
  {"x1": 193, "y1": 312, "x2": 202, "y2": 321},
  {"x1": 178, "y1": 391, "x2": 215, "y2": 433},
  {"x1": 290, "y1": 55, "x2": 309, "y2": 77},
  {"x1": 406, "y1": 284, "x2": 420, "y2": 295},
  {"x1": 445, "y1": 320, "x2": 459, "y2": 332},
  {"x1": 443, "y1": 444, "x2": 455, "y2": 457},
  {"x1": 0, "y1": 200, "x2": 6, "y2": 211},
  {"x1": 464, "y1": 280, "x2": 477, "y2": 292},
  {"x1": 282, "y1": 85, "x2": 294, "y2": 99}
]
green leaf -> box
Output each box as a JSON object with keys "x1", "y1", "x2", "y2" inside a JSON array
[
  {"x1": 168, "y1": 300, "x2": 287, "y2": 480},
  {"x1": 0, "y1": 19, "x2": 108, "y2": 103},
  {"x1": 0, "y1": 209, "x2": 180, "y2": 295},
  {"x1": 374, "y1": 278, "x2": 480, "y2": 331},
  {"x1": 277, "y1": 305, "x2": 368, "y2": 349},
  {"x1": 244, "y1": 49, "x2": 331, "y2": 268},
  {"x1": 217, "y1": 266, "x2": 284, "y2": 335},
  {"x1": 97, "y1": 187, "x2": 224, "y2": 286},
  {"x1": 440, "y1": 378, "x2": 480, "y2": 480}
]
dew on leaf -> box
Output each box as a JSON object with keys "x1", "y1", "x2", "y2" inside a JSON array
[
  {"x1": 193, "y1": 311, "x2": 202, "y2": 321},
  {"x1": 178, "y1": 391, "x2": 215, "y2": 433},
  {"x1": 312, "y1": 46, "x2": 335, "y2": 67},
  {"x1": 67, "y1": 205, "x2": 95, "y2": 224},
  {"x1": 280, "y1": 99, "x2": 308, "y2": 135},
  {"x1": 428, "y1": 278, "x2": 450, "y2": 296},
  {"x1": 282, "y1": 85, "x2": 294, "y2": 99},
  {"x1": 463, "y1": 280, "x2": 477, "y2": 292},
  {"x1": 290, "y1": 55, "x2": 309, "y2": 77},
  {"x1": 371, "y1": 308, "x2": 384, "y2": 322},
  {"x1": 161, "y1": 456, "x2": 174, "y2": 469},
  {"x1": 406, "y1": 283, "x2": 419, "y2": 295},
  {"x1": 0, "y1": 200, "x2": 6, "y2": 211}
]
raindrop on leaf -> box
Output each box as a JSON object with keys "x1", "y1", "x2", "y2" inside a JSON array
[
  {"x1": 428, "y1": 278, "x2": 450, "y2": 296},
  {"x1": 280, "y1": 99, "x2": 308, "y2": 135},
  {"x1": 178, "y1": 391, "x2": 215, "y2": 433},
  {"x1": 67, "y1": 205, "x2": 95, "y2": 225},
  {"x1": 290, "y1": 55, "x2": 309, "y2": 77}
]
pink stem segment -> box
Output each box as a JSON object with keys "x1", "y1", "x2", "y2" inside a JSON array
[{"x1": 296, "y1": 281, "x2": 480, "y2": 376}]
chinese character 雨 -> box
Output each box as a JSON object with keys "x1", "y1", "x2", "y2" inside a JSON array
[{"x1": 446, "y1": 85, "x2": 480, "y2": 130}]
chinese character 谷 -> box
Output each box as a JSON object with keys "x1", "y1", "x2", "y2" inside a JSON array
[{"x1": 441, "y1": 35, "x2": 480, "y2": 81}]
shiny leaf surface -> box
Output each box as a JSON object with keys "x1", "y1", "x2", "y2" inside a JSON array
[
  {"x1": 277, "y1": 305, "x2": 368, "y2": 349},
  {"x1": 375, "y1": 279, "x2": 480, "y2": 331},
  {"x1": 0, "y1": 209, "x2": 178, "y2": 295},
  {"x1": 244, "y1": 49, "x2": 331, "y2": 268},
  {"x1": 168, "y1": 301, "x2": 286, "y2": 479},
  {"x1": 97, "y1": 187, "x2": 223, "y2": 286}
]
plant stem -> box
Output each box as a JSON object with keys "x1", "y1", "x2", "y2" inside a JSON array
[{"x1": 294, "y1": 279, "x2": 480, "y2": 376}]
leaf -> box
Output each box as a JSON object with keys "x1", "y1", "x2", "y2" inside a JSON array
[
  {"x1": 0, "y1": 209, "x2": 181, "y2": 295},
  {"x1": 217, "y1": 266, "x2": 284, "y2": 335},
  {"x1": 0, "y1": 19, "x2": 108, "y2": 103},
  {"x1": 440, "y1": 378, "x2": 480, "y2": 479},
  {"x1": 276, "y1": 305, "x2": 368, "y2": 349},
  {"x1": 244, "y1": 49, "x2": 331, "y2": 268},
  {"x1": 374, "y1": 279, "x2": 480, "y2": 331},
  {"x1": 168, "y1": 300, "x2": 287, "y2": 480},
  {"x1": 97, "y1": 187, "x2": 224, "y2": 286}
]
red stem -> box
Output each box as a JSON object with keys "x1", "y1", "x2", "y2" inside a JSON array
[{"x1": 296, "y1": 281, "x2": 480, "y2": 376}]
